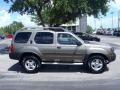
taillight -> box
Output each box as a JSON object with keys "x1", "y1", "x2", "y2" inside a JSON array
[{"x1": 9, "y1": 44, "x2": 14, "y2": 53}]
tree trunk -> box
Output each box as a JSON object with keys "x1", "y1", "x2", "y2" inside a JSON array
[
  {"x1": 35, "y1": 6, "x2": 45, "y2": 27},
  {"x1": 37, "y1": 13, "x2": 45, "y2": 27}
]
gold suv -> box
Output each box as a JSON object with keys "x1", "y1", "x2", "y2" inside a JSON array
[{"x1": 9, "y1": 27, "x2": 116, "y2": 73}]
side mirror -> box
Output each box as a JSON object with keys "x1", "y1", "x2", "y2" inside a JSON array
[{"x1": 76, "y1": 41, "x2": 81, "y2": 46}]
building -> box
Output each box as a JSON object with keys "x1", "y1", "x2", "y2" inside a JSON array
[{"x1": 62, "y1": 15, "x2": 87, "y2": 33}]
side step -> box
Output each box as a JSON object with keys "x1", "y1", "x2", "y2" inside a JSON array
[{"x1": 42, "y1": 62, "x2": 83, "y2": 65}]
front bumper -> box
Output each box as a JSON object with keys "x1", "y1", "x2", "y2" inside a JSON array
[{"x1": 106, "y1": 52, "x2": 116, "y2": 64}]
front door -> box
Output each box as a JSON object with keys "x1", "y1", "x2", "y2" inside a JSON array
[{"x1": 56, "y1": 33, "x2": 85, "y2": 63}]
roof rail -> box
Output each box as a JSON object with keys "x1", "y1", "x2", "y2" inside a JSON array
[
  {"x1": 21, "y1": 27, "x2": 69, "y2": 32},
  {"x1": 44, "y1": 27, "x2": 68, "y2": 32},
  {"x1": 21, "y1": 27, "x2": 43, "y2": 30}
]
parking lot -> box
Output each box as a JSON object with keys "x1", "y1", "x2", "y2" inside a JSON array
[{"x1": 0, "y1": 35, "x2": 120, "y2": 81}]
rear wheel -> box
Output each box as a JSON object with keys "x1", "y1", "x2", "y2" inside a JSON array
[
  {"x1": 21, "y1": 55, "x2": 41, "y2": 73},
  {"x1": 86, "y1": 55, "x2": 106, "y2": 74}
]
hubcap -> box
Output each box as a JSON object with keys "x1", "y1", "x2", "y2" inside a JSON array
[
  {"x1": 25, "y1": 59, "x2": 36, "y2": 71},
  {"x1": 90, "y1": 59, "x2": 103, "y2": 71}
]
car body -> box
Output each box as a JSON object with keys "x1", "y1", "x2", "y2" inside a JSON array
[
  {"x1": 9, "y1": 27, "x2": 116, "y2": 73},
  {"x1": 74, "y1": 32, "x2": 100, "y2": 42},
  {"x1": 113, "y1": 30, "x2": 120, "y2": 36},
  {"x1": 105, "y1": 30, "x2": 113, "y2": 36},
  {"x1": 6, "y1": 34, "x2": 13, "y2": 39},
  {"x1": 0, "y1": 34, "x2": 5, "y2": 40},
  {"x1": 96, "y1": 31, "x2": 105, "y2": 35}
]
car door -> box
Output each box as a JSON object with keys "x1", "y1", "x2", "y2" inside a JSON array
[
  {"x1": 34, "y1": 32, "x2": 56, "y2": 61},
  {"x1": 56, "y1": 33, "x2": 86, "y2": 63}
]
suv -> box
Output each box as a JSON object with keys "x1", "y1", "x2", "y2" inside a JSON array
[{"x1": 9, "y1": 27, "x2": 116, "y2": 73}]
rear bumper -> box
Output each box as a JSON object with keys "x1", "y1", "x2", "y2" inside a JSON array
[{"x1": 9, "y1": 53, "x2": 20, "y2": 60}]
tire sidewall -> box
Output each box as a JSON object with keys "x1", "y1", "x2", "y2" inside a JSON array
[
  {"x1": 87, "y1": 55, "x2": 106, "y2": 74},
  {"x1": 22, "y1": 56, "x2": 41, "y2": 73}
]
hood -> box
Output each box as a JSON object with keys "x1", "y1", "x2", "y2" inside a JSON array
[{"x1": 84, "y1": 41, "x2": 112, "y2": 49}]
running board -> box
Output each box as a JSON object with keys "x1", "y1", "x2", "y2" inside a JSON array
[{"x1": 42, "y1": 62, "x2": 83, "y2": 65}]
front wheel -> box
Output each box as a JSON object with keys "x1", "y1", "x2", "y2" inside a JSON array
[
  {"x1": 22, "y1": 55, "x2": 41, "y2": 73},
  {"x1": 87, "y1": 55, "x2": 106, "y2": 74}
]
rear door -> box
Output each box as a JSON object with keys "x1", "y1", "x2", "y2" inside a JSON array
[{"x1": 34, "y1": 32, "x2": 56, "y2": 61}]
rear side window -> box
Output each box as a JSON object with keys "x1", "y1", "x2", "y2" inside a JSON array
[
  {"x1": 15, "y1": 32, "x2": 31, "y2": 43},
  {"x1": 34, "y1": 32, "x2": 53, "y2": 44}
]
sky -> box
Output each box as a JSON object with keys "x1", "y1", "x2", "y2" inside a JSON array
[
  {"x1": 0, "y1": 0, "x2": 120, "y2": 29},
  {"x1": 88, "y1": 0, "x2": 120, "y2": 29}
]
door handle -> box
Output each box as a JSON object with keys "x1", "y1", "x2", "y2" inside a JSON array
[{"x1": 57, "y1": 46, "x2": 61, "y2": 49}]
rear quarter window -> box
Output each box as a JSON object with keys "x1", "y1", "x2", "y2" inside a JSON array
[{"x1": 14, "y1": 32, "x2": 31, "y2": 43}]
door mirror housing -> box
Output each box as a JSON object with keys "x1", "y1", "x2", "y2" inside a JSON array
[{"x1": 76, "y1": 41, "x2": 81, "y2": 46}]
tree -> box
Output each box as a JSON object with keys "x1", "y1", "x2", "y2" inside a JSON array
[
  {"x1": 10, "y1": 21, "x2": 24, "y2": 34},
  {"x1": 0, "y1": 21, "x2": 24, "y2": 34},
  {"x1": 4, "y1": 0, "x2": 51, "y2": 26},
  {"x1": 86, "y1": 25, "x2": 94, "y2": 34},
  {"x1": 4, "y1": 0, "x2": 113, "y2": 26}
]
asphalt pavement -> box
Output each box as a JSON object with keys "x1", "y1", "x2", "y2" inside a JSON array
[{"x1": 0, "y1": 78, "x2": 120, "y2": 90}]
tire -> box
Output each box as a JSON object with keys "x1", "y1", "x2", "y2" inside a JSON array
[
  {"x1": 19, "y1": 61, "x2": 23, "y2": 66},
  {"x1": 21, "y1": 55, "x2": 41, "y2": 73},
  {"x1": 86, "y1": 55, "x2": 106, "y2": 74}
]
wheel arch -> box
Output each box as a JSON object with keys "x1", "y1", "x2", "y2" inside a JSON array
[
  {"x1": 20, "y1": 52, "x2": 42, "y2": 62},
  {"x1": 84, "y1": 53, "x2": 108, "y2": 63}
]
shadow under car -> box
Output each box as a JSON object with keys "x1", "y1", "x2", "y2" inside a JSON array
[{"x1": 8, "y1": 62, "x2": 109, "y2": 74}]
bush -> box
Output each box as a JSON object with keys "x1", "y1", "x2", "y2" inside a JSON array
[{"x1": 86, "y1": 25, "x2": 94, "y2": 34}]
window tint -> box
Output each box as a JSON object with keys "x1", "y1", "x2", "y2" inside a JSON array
[
  {"x1": 58, "y1": 33, "x2": 79, "y2": 45},
  {"x1": 34, "y1": 32, "x2": 53, "y2": 44},
  {"x1": 15, "y1": 32, "x2": 31, "y2": 43}
]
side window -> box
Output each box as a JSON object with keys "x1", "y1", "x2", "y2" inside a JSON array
[
  {"x1": 15, "y1": 32, "x2": 31, "y2": 43},
  {"x1": 34, "y1": 32, "x2": 53, "y2": 44},
  {"x1": 57, "y1": 33, "x2": 79, "y2": 45}
]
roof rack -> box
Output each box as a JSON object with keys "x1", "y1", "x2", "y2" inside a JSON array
[
  {"x1": 21, "y1": 27, "x2": 44, "y2": 31},
  {"x1": 21, "y1": 27, "x2": 69, "y2": 32},
  {"x1": 44, "y1": 27, "x2": 68, "y2": 32}
]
